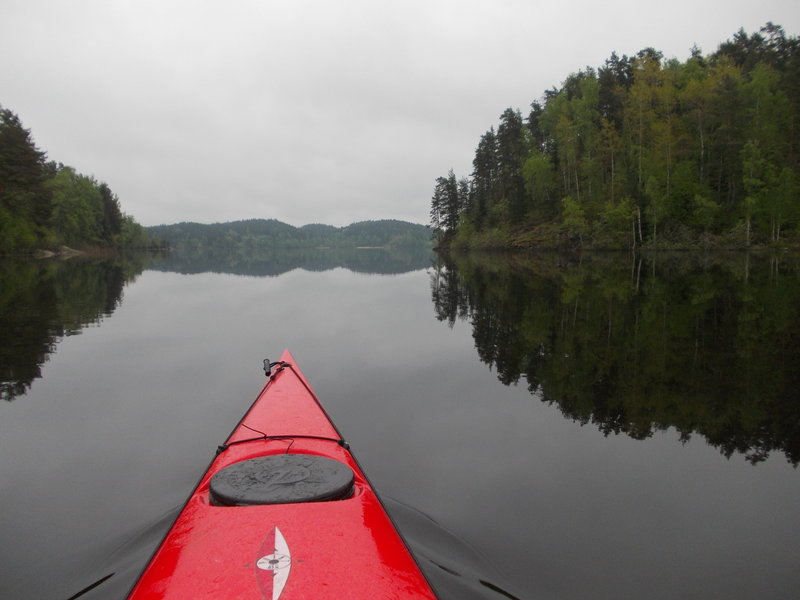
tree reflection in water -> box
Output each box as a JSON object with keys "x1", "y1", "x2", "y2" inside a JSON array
[
  {"x1": 0, "y1": 256, "x2": 148, "y2": 402},
  {"x1": 431, "y1": 251, "x2": 800, "y2": 465}
]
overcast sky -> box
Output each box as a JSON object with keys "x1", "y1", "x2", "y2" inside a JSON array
[{"x1": 2, "y1": 1, "x2": 798, "y2": 227}]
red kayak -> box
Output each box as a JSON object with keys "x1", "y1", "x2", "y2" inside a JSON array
[{"x1": 128, "y1": 351, "x2": 437, "y2": 599}]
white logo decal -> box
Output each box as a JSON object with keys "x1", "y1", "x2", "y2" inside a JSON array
[{"x1": 256, "y1": 526, "x2": 291, "y2": 600}]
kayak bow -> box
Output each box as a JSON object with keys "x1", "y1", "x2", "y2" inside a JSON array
[{"x1": 128, "y1": 350, "x2": 437, "y2": 599}]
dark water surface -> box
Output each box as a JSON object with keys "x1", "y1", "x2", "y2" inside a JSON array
[{"x1": 1, "y1": 250, "x2": 799, "y2": 599}]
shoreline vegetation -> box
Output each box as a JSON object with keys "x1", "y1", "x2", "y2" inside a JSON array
[
  {"x1": 0, "y1": 104, "x2": 431, "y2": 257},
  {"x1": 430, "y1": 24, "x2": 800, "y2": 252},
  {"x1": 0, "y1": 106, "x2": 153, "y2": 256},
  {"x1": 146, "y1": 219, "x2": 432, "y2": 251}
]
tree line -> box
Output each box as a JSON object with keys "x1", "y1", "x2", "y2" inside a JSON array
[
  {"x1": 0, "y1": 106, "x2": 149, "y2": 254},
  {"x1": 148, "y1": 218, "x2": 432, "y2": 250},
  {"x1": 431, "y1": 24, "x2": 800, "y2": 249}
]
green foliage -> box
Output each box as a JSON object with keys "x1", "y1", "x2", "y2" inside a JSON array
[
  {"x1": 430, "y1": 171, "x2": 463, "y2": 236},
  {"x1": 431, "y1": 24, "x2": 800, "y2": 249},
  {"x1": 449, "y1": 217, "x2": 477, "y2": 249},
  {"x1": 49, "y1": 167, "x2": 103, "y2": 244},
  {"x1": 561, "y1": 196, "x2": 587, "y2": 243},
  {"x1": 148, "y1": 219, "x2": 432, "y2": 251},
  {"x1": 0, "y1": 105, "x2": 145, "y2": 253},
  {"x1": 600, "y1": 196, "x2": 635, "y2": 246},
  {"x1": 0, "y1": 206, "x2": 38, "y2": 252},
  {"x1": 0, "y1": 108, "x2": 51, "y2": 247},
  {"x1": 691, "y1": 194, "x2": 720, "y2": 235},
  {"x1": 117, "y1": 214, "x2": 149, "y2": 247},
  {"x1": 522, "y1": 152, "x2": 557, "y2": 218}
]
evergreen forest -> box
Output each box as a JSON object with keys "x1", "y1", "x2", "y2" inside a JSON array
[
  {"x1": 0, "y1": 106, "x2": 149, "y2": 254},
  {"x1": 430, "y1": 24, "x2": 800, "y2": 250},
  {"x1": 148, "y1": 218, "x2": 432, "y2": 251}
]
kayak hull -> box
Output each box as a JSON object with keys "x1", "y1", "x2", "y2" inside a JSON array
[{"x1": 128, "y1": 351, "x2": 436, "y2": 599}]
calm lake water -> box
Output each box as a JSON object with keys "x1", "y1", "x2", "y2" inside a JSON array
[{"x1": 1, "y1": 249, "x2": 799, "y2": 599}]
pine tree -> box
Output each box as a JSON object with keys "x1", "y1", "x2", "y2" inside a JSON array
[
  {"x1": 0, "y1": 108, "x2": 52, "y2": 242},
  {"x1": 496, "y1": 108, "x2": 527, "y2": 221},
  {"x1": 471, "y1": 128, "x2": 498, "y2": 229}
]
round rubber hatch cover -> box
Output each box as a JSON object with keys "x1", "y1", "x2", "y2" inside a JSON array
[{"x1": 210, "y1": 454, "x2": 355, "y2": 506}]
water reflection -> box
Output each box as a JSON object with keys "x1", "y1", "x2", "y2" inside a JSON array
[
  {"x1": 0, "y1": 255, "x2": 148, "y2": 401},
  {"x1": 431, "y1": 251, "x2": 800, "y2": 465},
  {"x1": 149, "y1": 246, "x2": 434, "y2": 276}
]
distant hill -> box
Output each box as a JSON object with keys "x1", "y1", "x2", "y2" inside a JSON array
[{"x1": 147, "y1": 219, "x2": 432, "y2": 250}]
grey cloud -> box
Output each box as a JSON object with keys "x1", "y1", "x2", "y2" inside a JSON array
[{"x1": 2, "y1": 0, "x2": 797, "y2": 226}]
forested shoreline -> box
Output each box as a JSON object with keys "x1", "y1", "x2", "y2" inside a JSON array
[
  {"x1": 0, "y1": 106, "x2": 149, "y2": 254},
  {"x1": 430, "y1": 24, "x2": 800, "y2": 250},
  {"x1": 148, "y1": 218, "x2": 432, "y2": 250}
]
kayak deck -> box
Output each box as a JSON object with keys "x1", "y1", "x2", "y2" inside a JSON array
[{"x1": 128, "y1": 351, "x2": 436, "y2": 599}]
